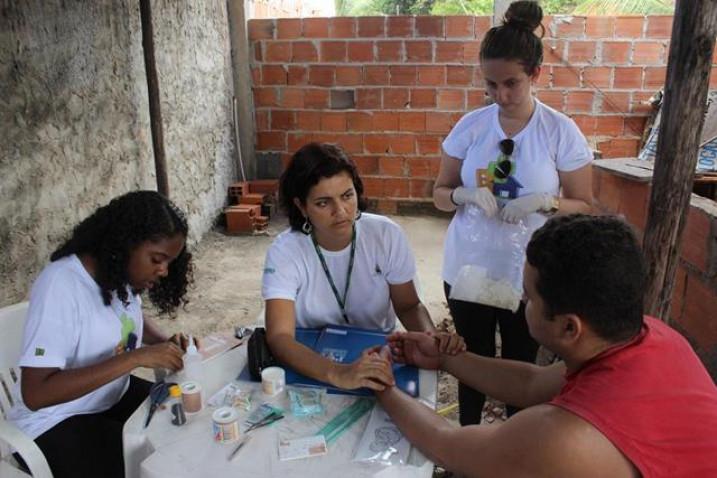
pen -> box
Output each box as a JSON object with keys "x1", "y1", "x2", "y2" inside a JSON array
[{"x1": 228, "y1": 435, "x2": 251, "y2": 461}]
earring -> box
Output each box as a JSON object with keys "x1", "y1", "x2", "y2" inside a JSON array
[
  {"x1": 355, "y1": 210, "x2": 362, "y2": 221},
  {"x1": 302, "y1": 218, "x2": 313, "y2": 234}
]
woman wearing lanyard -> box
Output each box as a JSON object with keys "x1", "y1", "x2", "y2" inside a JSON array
[
  {"x1": 433, "y1": 1, "x2": 593, "y2": 425},
  {"x1": 262, "y1": 142, "x2": 463, "y2": 391}
]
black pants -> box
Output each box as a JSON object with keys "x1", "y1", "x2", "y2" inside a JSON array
[
  {"x1": 444, "y1": 282, "x2": 539, "y2": 426},
  {"x1": 16, "y1": 375, "x2": 152, "y2": 478}
]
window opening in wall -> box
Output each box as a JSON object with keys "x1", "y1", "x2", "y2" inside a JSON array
[{"x1": 247, "y1": 0, "x2": 676, "y2": 19}]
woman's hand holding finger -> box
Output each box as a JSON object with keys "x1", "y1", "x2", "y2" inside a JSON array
[{"x1": 333, "y1": 352, "x2": 394, "y2": 390}]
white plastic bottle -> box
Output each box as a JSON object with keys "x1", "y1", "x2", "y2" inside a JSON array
[{"x1": 182, "y1": 335, "x2": 204, "y2": 384}]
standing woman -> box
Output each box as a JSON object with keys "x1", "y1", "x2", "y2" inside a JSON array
[
  {"x1": 433, "y1": 0, "x2": 593, "y2": 425},
  {"x1": 9, "y1": 191, "x2": 194, "y2": 478}
]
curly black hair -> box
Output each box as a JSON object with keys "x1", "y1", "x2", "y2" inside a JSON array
[
  {"x1": 526, "y1": 214, "x2": 645, "y2": 342},
  {"x1": 51, "y1": 190, "x2": 194, "y2": 316},
  {"x1": 480, "y1": 1, "x2": 545, "y2": 75},
  {"x1": 279, "y1": 142, "x2": 367, "y2": 233}
]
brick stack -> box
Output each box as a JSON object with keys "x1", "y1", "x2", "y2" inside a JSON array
[{"x1": 224, "y1": 180, "x2": 279, "y2": 234}]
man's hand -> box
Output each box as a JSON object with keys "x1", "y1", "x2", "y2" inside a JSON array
[
  {"x1": 500, "y1": 193, "x2": 553, "y2": 224},
  {"x1": 387, "y1": 331, "x2": 448, "y2": 370},
  {"x1": 329, "y1": 348, "x2": 394, "y2": 391},
  {"x1": 452, "y1": 187, "x2": 499, "y2": 217},
  {"x1": 433, "y1": 332, "x2": 466, "y2": 355}
]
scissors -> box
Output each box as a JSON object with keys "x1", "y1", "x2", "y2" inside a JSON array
[
  {"x1": 145, "y1": 381, "x2": 170, "y2": 428},
  {"x1": 245, "y1": 411, "x2": 284, "y2": 432}
]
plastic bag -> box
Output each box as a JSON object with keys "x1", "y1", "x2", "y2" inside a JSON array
[
  {"x1": 449, "y1": 205, "x2": 532, "y2": 312},
  {"x1": 206, "y1": 382, "x2": 253, "y2": 411},
  {"x1": 353, "y1": 405, "x2": 410, "y2": 466},
  {"x1": 288, "y1": 386, "x2": 325, "y2": 417}
]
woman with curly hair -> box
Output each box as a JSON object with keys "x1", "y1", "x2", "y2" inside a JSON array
[{"x1": 8, "y1": 190, "x2": 194, "y2": 478}]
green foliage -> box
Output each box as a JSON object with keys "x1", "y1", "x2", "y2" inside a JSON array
[
  {"x1": 572, "y1": 0, "x2": 674, "y2": 15},
  {"x1": 341, "y1": 0, "x2": 434, "y2": 15},
  {"x1": 431, "y1": 0, "x2": 492, "y2": 15},
  {"x1": 337, "y1": 0, "x2": 675, "y2": 17},
  {"x1": 540, "y1": 0, "x2": 580, "y2": 14}
]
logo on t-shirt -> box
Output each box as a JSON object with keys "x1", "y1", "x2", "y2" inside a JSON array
[
  {"x1": 118, "y1": 313, "x2": 135, "y2": 347},
  {"x1": 476, "y1": 152, "x2": 523, "y2": 201},
  {"x1": 34, "y1": 347, "x2": 45, "y2": 356}
]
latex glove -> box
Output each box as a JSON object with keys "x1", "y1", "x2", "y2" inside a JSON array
[
  {"x1": 451, "y1": 186, "x2": 499, "y2": 217},
  {"x1": 500, "y1": 193, "x2": 553, "y2": 224}
]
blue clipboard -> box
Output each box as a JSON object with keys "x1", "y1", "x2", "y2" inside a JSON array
[{"x1": 284, "y1": 325, "x2": 420, "y2": 397}]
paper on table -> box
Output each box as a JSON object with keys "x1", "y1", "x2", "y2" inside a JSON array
[
  {"x1": 278, "y1": 435, "x2": 328, "y2": 461},
  {"x1": 199, "y1": 333, "x2": 242, "y2": 361}
]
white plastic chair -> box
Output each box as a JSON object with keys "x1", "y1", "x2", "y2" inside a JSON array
[{"x1": 0, "y1": 302, "x2": 53, "y2": 478}]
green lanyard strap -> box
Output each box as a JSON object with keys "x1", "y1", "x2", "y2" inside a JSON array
[{"x1": 311, "y1": 225, "x2": 356, "y2": 324}]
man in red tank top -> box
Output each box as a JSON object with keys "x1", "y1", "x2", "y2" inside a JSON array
[{"x1": 377, "y1": 214, "x2": 717, "y2": 478}]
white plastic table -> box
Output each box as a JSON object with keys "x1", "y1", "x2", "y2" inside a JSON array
[{"x1": 123, "y1": 344, "x2": 437, "y2": 478}]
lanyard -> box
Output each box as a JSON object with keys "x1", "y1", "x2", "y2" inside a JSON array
[{"x1": 311, "y1": 226, "x2": 356, "y2": 324}]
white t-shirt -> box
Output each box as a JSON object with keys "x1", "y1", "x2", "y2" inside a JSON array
[
  {"x1": 8, "y1": 254, "x2": 143, "y2": 439},
  {"x1": 441, "y1": 99, "x2": 592, "y2": 285},
  {"x1": 262, "y1": 213, "x2": 416, "y2": 331}
]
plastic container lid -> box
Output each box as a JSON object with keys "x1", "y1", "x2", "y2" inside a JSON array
[{"x1": 169, "y1": 385, "x2": 182, "y2": 398}]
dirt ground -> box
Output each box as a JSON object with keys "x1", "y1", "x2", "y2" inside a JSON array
[
  {"x1": 149, "y1": 214, "x2": 452, "y2": 338},
  {"x1": 146, "y1": 213, "x2": 509, "y2": 475}
]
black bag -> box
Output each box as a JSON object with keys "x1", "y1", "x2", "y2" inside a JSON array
[{"x1": 247, "y1": 327, "x2": 277, "y2": 381}]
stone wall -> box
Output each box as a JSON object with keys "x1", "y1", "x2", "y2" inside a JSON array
[
  {"x1": 0, "y1": 0, "x2": 236, "y2": 306},
  {"x1": 152, "y1": 0, "x2": 236, "y2": 242}
]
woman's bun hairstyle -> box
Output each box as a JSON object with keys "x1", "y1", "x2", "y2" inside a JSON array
[
  {"x1": 479, "y1": 1, "x2": 544, "y2": 75},
  {"x1": 504, "y1": 1, "x2": 543, "y2": 33}
]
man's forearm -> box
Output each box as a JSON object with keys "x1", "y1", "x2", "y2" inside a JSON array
[
  {"x1": 376, "y1": 386, "x2": 454, "y2": 465},
  {"x1": 442, "y1": 353, "x2": 564, "y2": 408}
]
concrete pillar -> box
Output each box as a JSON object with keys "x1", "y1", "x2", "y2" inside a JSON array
[
  {"x1": 227, "y1": 0, "x2": 256, "y2": 180},
  {"x1": 494, "y1": 0, "x2": 511, "y2": 25}
]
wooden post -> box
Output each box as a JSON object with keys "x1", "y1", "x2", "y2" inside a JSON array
[
  {"x1": 227, "y1": 0, "x2": 257, "y2": 181},
  {"x1": 139, "y1": 0, "x2": 169, "y2": 197},
  {"x1": 642, "y1": 0, "x2": 717, "y2": 320}
]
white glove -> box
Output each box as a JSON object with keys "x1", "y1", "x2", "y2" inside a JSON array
[
  {"x1": 500, "y1": 193, "x2": 554, "y2": 224},
  {"x1": 452, "y1": 186, "x2": 498, "y2": 217}
]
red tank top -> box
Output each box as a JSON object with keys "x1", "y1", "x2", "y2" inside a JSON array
[{"x1": 550, "y1": 317, "x2": 717, "y2": 478}]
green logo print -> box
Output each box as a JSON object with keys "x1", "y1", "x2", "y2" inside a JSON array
[
  {"x1": 34, "y1": 347, "x2": 45, "y2": 356},
  {"x1": 119, "y1": 313, "x2": 136, "y2": 346}
]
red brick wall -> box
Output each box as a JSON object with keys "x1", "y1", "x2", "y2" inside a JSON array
[
  {"x1": 593, "y1": 166, "x2": 717, "y2": 380},
  {"x1": 248, "y1": 15, "x2": 712, "y2": 207}
]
